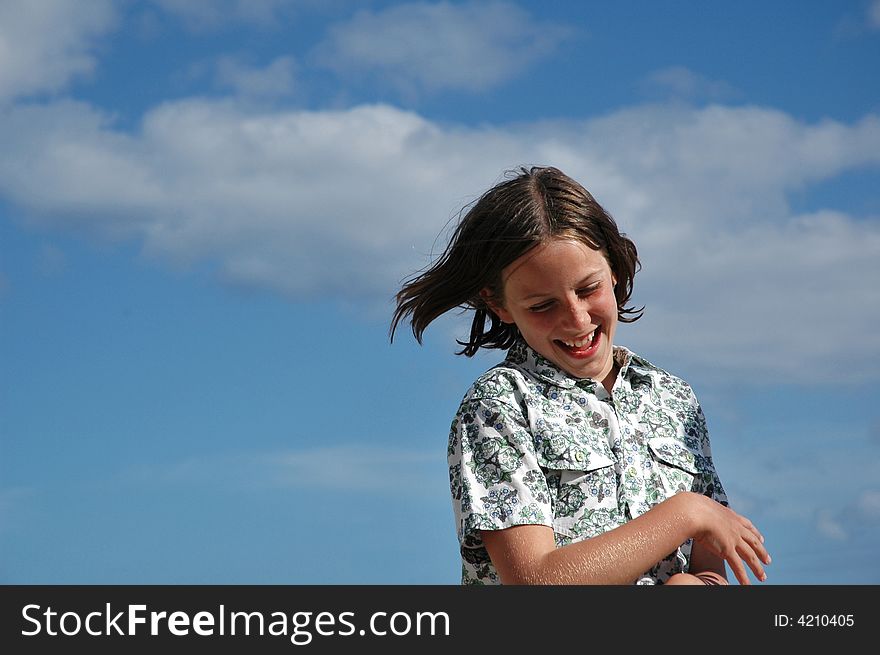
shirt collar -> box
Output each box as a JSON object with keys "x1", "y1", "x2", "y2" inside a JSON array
[{"x1": 505, "y1": 338, "x2": 655, "y2": 391}]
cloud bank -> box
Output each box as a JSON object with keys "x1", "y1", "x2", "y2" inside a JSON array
[
  {"x1": 0, "y1": 2, "x2": 877, "y2": 384},
  {"x1": 2, "y1": 95, "x2": 878, "y2": 382}
]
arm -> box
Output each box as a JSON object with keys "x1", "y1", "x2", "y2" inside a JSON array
[{"x1": 481, "y1": 491, "x2": 769, "y2": 585}]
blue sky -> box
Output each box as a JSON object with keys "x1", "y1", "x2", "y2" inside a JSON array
[{"x1": 1, "y1": 0, "x2": 879, "y2": 584}]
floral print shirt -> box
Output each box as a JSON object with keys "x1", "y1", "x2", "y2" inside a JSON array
[{"x1": 448, "y1": 339, "x2": 727, "y2": 585}]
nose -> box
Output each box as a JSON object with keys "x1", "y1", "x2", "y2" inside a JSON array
[{"x1": 561, "y1": 294, "x2": 590, "y2": 332}]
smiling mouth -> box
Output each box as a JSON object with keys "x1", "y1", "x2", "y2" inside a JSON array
[{"x1": 554, "y1": 327, "x2": 600, "y2": 353}]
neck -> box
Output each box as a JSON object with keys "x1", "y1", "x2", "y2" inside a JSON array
[{"x1": 601, "y1": 362, "x2": 620, "y2": 394}]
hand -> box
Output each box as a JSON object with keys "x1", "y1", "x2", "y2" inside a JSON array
[{"x1": 677, "y1": 492, "x2": 771, "y2": 585}]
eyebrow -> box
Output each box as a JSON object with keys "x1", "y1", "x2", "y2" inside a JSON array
[{"x1": 520, "y1": 272, "x2": 604, "y2": 301}]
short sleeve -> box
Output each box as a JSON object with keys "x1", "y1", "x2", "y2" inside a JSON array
[{"x1": 448, "y1": 397, "x2": 553, "y2": 553}]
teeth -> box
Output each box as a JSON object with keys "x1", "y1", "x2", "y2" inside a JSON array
[{"x1": 562, "y1": 329, "x2": 596, "y2": 348}]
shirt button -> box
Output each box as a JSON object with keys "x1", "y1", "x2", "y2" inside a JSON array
[{"x1": 575, "y1": 452, "x2": 585, "y2": 462}]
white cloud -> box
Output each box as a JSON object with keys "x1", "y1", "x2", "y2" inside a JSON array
[
  {"x1": 313, "y1": 1, "x2": 571, "y2": 93},
  {"x1": 0, "y1": 98, "x2": 516, "y2": 298},
  {"x1": 154, "y1": 0, "x2": 296, "y2": 29},
  {"x1": 0, "y1": 98, "x2": 878, "y2": 383},
  {"x1": 214, "y1": 55, "x2": 297, "y2": 99},
  {"x1": 0, "y1": 100, "x2": 161, "y2": 240},
  {"x1": 629, "y1": 209, "x2": 880, "y2": 381},
  {"x1": 642, "y1": 66, "x2": 738, "y2": 102},
  {"x1": 0, "y1": 0, "x2": 116, "y2": 102}
]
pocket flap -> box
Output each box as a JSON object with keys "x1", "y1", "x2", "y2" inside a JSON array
[
  {"x1": 648, "y1": 437, "x2": 700, "y2": 474},
  {"x1": 535, "y1": 432, "x2": 614, "y2": 471}
]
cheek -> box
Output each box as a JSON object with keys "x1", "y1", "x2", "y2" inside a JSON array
[
  {"x1": 599, "y1": 293, "x2": 619, "y2": 323},
  {"x1": 517, "y1": 312, "x2": 554, "y2": 335}
]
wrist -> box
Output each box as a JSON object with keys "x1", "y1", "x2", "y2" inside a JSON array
[{"x1": 668, "y1": 491, "x2": 703, "y2": 536}]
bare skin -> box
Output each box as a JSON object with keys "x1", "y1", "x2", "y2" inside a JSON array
[{"x1": 481, "y1": 491, "x2": 770, "y2": 585}]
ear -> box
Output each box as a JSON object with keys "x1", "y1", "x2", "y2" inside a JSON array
[{"x1": 480, "y1": 288, "x2": 515, "y2": 324}]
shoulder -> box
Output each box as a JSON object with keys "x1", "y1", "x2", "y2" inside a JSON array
[
  {"x1": 449, "y1": 363, "x2": 533, "y2": 443},
  {"x1": 460, "y1": 362, "x2": 531, "y2": 405},
  {"x1": 623, "y1": 347, "x2": 697, "y2": 399}
]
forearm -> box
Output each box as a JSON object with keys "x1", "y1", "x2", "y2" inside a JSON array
[
  {"x1": 489, "y1": 493, "x2": 697, "y2": 585},
  {"x1": 548, "y1": 492, "x2": 709, "y2": 584},
  {"x1": 484, "y1": 491, "x2": 768, "y2": 585}
]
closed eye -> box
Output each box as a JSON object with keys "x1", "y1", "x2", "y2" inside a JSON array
[
  {"x1": 527, "y1": 283, "x2": 602, "y2": 312},
  {"x1": 528, "y1": 301, "x2": 554, "y2": 313}
]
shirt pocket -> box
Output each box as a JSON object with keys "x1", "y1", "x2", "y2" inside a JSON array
[
  {"x1": 647, "y1": 437, "x2": 700, "y2": 496},
  {"x1": 535, "y1": 434, "x2": 616, "y2": 539}
]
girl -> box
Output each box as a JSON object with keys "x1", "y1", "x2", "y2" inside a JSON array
[{"x1": 391, "y1": 166, "x2": 770, "y2": 585}]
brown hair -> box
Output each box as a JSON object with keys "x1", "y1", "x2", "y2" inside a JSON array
[{"x1": 390, "y1": 166, "x2": 643, "y2": 356}]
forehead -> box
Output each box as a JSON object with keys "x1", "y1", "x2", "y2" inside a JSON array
[{"x1": 502, "y1": 238, "x2": 610, "y2": 296}]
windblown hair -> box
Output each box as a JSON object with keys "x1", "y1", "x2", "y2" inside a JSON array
[{"x1": 390, "y1": 166, "x2": 643, "y2": 356}]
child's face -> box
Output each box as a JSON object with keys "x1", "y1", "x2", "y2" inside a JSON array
[{"x1": 485, "y1": 238, "x2": 619, "y2": 386}]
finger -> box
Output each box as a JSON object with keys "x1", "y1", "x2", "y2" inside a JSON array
[
  {"x1": 737, "y1": 543, "x2": 767, "y2": 582},
  {"x1": 754, "y1": 540, "x2": 772, "y2": 566},
  {"x1": 737, "y1": 515, "x2": 765, "y2": 544},
  {"x1": 742, "y1": 528, "x2": 772, "y2": 565},
  {"x1": 726, "y1": 555, "x2": 752, "y2": 586}
]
